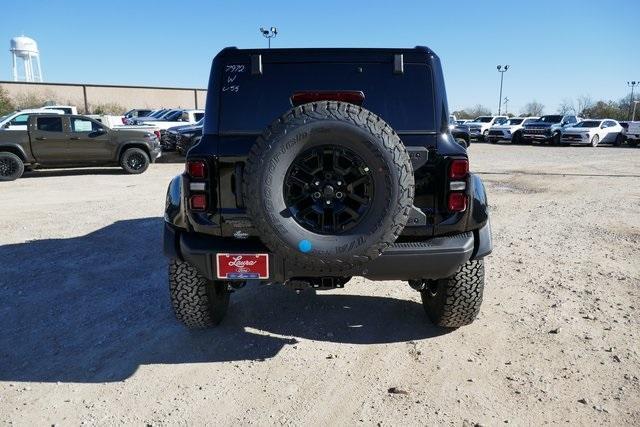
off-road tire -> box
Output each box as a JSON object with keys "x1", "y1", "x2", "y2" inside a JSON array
[
  {"x1": 0, "y1": 152, "x2": 25, "y2": 182},
  {"x1": 120, "y1": 147, "x2": 150, "y2": 174},
  {"x1": 168, "y1": 259, "x2": 230, "y2": 328},
  {"x1": 420, "y1": 259, "x2": 485, "y2": 328},
  {"x1": 243, "y1": 101, "x2": 414, "y2": 271}
]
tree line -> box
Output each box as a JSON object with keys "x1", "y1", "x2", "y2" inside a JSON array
[{"x1": 452, "y1": 94, "x2": 637, "y2": 121}]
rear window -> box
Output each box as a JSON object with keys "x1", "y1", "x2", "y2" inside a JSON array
[
  {"x1": 219, "y1": 62, "x2": 435, "y2": 133},
  {"x1": 37, "y1": 117, "x2": 63, "y2": 132}
]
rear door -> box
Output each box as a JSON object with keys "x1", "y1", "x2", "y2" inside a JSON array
[
  {"x1": 30, "y1": 116, "x2": 70, "y2": 165},
  {"x1": 66, "y1": 116, "x2": 113, "y2": 162}
]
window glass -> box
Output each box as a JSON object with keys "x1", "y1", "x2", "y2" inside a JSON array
[
  {"x1": 575, "y1": 121, "x2": 599, "y2": 128},
  {"x1": 220, "y1": 62, "x2": 436, "y2": 132},
  {"x1": 9, "y1": 114, "x2": 29, "y2": 126},
  {"x1": 71, "y1": 118, "x2": 102, "y2": 132},
  {"x1": 37, "y1": 117, "x2": 63, "y2": 132},
  {"x1": 194, "y1": 113, "x2": 205, "y2": 122}
]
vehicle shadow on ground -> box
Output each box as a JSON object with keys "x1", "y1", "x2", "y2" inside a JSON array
[
  {"x1": 0, "y1": 217, "x2": 447, "y2": 384},
  {"x1": 22, "y1": 168, "x2": 126, "y2": 178}
]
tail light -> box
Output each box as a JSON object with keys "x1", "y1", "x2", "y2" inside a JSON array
[
  {"x1": 447, "y1": 192, "x2": 467, "y2": 212},
  {"x1": 187, "y1": 160, "x2": 206, "y2": 178},
  {"x1": 189, "y1": 194, "x2": 206, "y2": 211},
  {"x1": 154, "y1": 130, "x2": 161, "y2": 140},
  {"x1": 449, "y1": 159, "x2": 469, "y2": 179},
  {"x1": 290, "y1": 91, "x2": 365, "y2": 106},
  {"x1": 448, "y1": 158, "x2": 469, "y2": 212}
]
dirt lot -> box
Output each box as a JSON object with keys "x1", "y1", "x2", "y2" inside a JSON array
[{"x1": 1, "y1": 144, "x2": 639, "y2": 425}]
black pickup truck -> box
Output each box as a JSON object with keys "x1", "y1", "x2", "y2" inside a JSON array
[
  {"x1": 163, "y1": 47, "x2": 493, "y2": 329},
  {"x1": 0, "y1": 114, "x2": 162, "y2": 180}
]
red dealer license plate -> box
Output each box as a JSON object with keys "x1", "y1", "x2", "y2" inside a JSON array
[{"x1": 216, "y1": 254, "x2": 269, "y2": 280}]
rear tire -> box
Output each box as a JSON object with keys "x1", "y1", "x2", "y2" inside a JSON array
[
  {"x1": 120, "y1": 147, "x2": 150, "y2": 174},
  {"x1": 169, "y1": 259, "x2": 230, "y2": 328},
  {"x1": 420, "y1": 259, "x2": 485, "y2": 328},
  {"x1": 512, "y1": 131, "x2": 522, "y2": 145},
  {"x1": 0, "y1": 152, "x2": 25, "y2": 182},
  {"x1": 613, "y1": 133, "x2": 624, "y2": 147},
  {"x1": 455, "y1": 137, "x2": 468, "y2": 148}
]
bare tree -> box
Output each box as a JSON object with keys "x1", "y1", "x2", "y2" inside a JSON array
[
  {"x1": 575, "y1": 95, "x2": 594, "y2": 116},
  {"x1": 520, "y1": 101, "x2": 544, "y2": 117},
  {"x1": 558, "y1": 98, "x2": 576, "y2": 115}
]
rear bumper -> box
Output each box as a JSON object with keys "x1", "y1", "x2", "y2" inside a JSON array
[{"x1": 164, "y1": 222, "x2": 492, "y2": 282}]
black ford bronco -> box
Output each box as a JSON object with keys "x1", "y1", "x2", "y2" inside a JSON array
[{"x1": 163, "y1": 47, "x2": 492, "y2": 329}]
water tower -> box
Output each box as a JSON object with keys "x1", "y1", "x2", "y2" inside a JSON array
[{"x1": 10, "y1": 36, "x2": 43, "y2": 82}]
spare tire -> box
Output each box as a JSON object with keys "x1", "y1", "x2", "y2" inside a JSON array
[{"x1": 243, "y1": 101, "x2": 414, "y2": 270}]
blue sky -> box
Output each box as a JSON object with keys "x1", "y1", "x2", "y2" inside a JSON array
[{"x1": 2, "y1": 0, "x2": 638, "y2": 114}]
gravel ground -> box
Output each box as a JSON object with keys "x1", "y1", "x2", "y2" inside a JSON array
[{"x1": 1, "y1": 144, "x2": 639, "y2": 425}]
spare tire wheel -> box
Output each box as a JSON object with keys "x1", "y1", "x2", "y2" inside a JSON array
[{"x1": 243, "y1": 101, "x2": 414, "y2": 270}]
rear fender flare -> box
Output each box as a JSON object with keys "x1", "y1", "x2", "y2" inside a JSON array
[{"x1": 164, "y1": 174, "x2": 189, "y2": 230}]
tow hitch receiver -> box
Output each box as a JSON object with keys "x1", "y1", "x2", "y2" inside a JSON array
[{"x1": 285, "y1": 277, "x2": 350, "y2": 291}]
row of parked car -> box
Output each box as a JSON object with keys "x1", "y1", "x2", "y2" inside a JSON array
[
  {"x1": 123, "y1": 108, "x2": 204, "y2": 155},
  {"x1": 450, "y1": 114, "x2": 640, "y2": 148}
]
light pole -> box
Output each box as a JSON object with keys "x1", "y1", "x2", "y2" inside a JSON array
[
  {"x1": 633, "y1": 101, "x2": 639, "y2": 121},
  {"x1": 628, "y1": 81, "x2": 638, "y2": 120},
  {"x1": 497, "y1": 65, "x2": 510, "y2": 115},
  {"x1": 259, "y1": 27, "x2": 278, "y2": 48},
  {"x1": 503, "y1": 97, "x2": 509, "y2": 116}
]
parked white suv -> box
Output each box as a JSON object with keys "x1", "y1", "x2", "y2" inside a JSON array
[
  {"x1": 467, "y1": 116, "x2": 508, "y2": 141},
  {"x1": 487, "y1": 117, "x2": 539, "y2": 144},
  {"x1": 560, "y1": 119, "x2": 625, "y2": 147}
]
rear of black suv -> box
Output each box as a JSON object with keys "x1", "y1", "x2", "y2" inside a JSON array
[{"x1": 163, "y1": 47, "x2": 492, "y2": 329}]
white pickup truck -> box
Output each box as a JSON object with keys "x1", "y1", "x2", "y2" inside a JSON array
[
  {"x1": 626, "y1": 122, "x2": 640, "y2": 146},
  {"x1": 137, "y1": 109, "x2": 204, "y2": 131},
  {"x1": 467, "y1": 116, "x2": 508, "y2": 141},
  {"x1": 0, "y1": 109, "x2": 65, "y2": 130}
]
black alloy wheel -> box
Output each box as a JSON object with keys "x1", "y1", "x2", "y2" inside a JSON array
[
  {"x1": 127, "y1": 152, "x2": 146, "y2": 170},
  {"x1": 284, "y1": 145, "x2": 374, "y2": 234}
]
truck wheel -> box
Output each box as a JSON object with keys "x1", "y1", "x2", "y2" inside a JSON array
[
  {"x1": 244, "y1": 101, "x2": 414, "y2": 271},
  {"x1": 590, "y1": 134, "x2": 600, "y2": 147},
  {"x1": 512, "y1": 131, "x2": 522, "y2": 145},
  {"x1": 613, "y1": 133, "x2": 624, "y2": 147},
  {"x1": 0, "y1": 152, "x2": 25, "y2": 182},
  {"x1": 168, "y1": 259, "x2": 230, "y2": 328},
  {"x1": 420, "y1": 259, "x2": 485, "y2": 328},
  {"x1": 120, "y1": 147, "x2": 150, "y2": 174}
]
